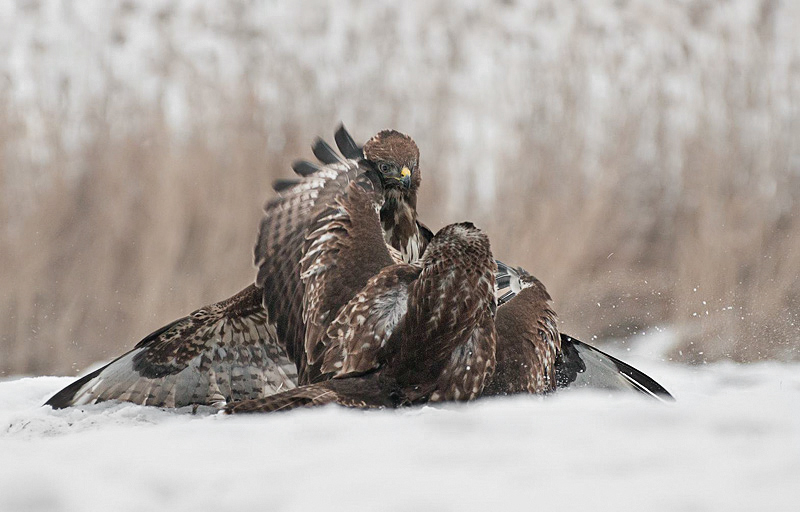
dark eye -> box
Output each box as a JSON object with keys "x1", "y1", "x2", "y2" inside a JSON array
[{"x1": 379, "y1": 162, "x2": 390, "y2": 173}]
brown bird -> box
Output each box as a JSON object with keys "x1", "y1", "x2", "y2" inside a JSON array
[
  {"x1": 45, "y1": 126, "x2": 433, "y2": 409},
  {"x1": 483, "y1": 267, "x2": 560, "y2": 396},
  {"x1": 486, "y1": 263, "x2": 673, "y2": 399},
  {"x1": 254, "y1": 128, "x2": 434, "y2": 385},
  {"x1": 226, "y1": 171, "x2": 497, "y2": 414}
]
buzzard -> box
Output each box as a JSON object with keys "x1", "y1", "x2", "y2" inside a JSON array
[
  {"x1": 227, "y1": 172, "x2": 497, "y2": 413},
  {"x1": 45, "y1": 127, "x2": 433, "y2": 409},
  {"x1": 483, "y1": 266, "x2": 559, "y2": 395},
  {"x1": 486, "y1": 264, "x2": 673, "y2": 400},
  {"x1": 252, "y1": 128, "x2": 433, "y2": 385}
]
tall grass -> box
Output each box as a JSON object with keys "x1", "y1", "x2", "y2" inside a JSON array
[{"x1": 1, "y1": 0, "x2": 798, "y2": 375}]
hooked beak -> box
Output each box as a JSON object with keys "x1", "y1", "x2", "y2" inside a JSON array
[{"x1": 393, "y1": 166, "x2": 412, "y2": 189}]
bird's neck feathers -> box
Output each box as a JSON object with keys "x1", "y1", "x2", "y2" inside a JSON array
[{"x1": 381, "y1": 188, "x2": 422, "y2": 263}]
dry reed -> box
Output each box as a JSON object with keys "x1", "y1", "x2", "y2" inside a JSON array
[{"x1": 1, "y1": 0, "x2": 798, "y2": 376}]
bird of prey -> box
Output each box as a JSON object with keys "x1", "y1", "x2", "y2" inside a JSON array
[
  {"x1": 45, "y1": 127, "x2": 433, "y2": 409},
  {"x1": 483, "y1": 266, "x2": 560, "y2": 395},
  {"x1": 252, "y1": 129, "x2": 433, "y2": 385},
  {"x1": 485, "y1": 264, "x2": 673, "y2": 400},
  {"x1": 227, "y1": 172, "x2": 497, "y2": 414}
]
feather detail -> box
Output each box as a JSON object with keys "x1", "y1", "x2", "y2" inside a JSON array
[
  {"x1": 312, "y1": 137, "x2": 343, "y2": 165},
  {"x1": 292, "y1": 160, "x2": 320, "y2": 177},
  {"x1": 225, "y1": 374, "x2": 397, "y2": 413},
  {"x1": 555, "y1": 334, "x2": 674, "y2": 400},
  {"x1": 334, "y1": 124, "x2": 363, "y2": 160},
  {"x1": 45, "y1": 285, "x2": 296, "y2": 409}
]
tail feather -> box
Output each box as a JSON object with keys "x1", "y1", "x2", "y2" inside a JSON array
[
  {"x1": 494, "y1": 260, "x2": 528, "y2": 306},
  {"x1": 556, "y1": 334, "x2": 674, "y2": 401}
]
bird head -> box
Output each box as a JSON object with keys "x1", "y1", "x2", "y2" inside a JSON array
[
  {"x1": 425, "y1": 222, "x2": 494, "y2": 269},
  {"x1": 363, "y1": 130, "x2": 421, "y2": 197}
]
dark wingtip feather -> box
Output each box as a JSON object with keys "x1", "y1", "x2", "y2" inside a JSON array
[
  {"x1": 44, "y1": 366, "x2": 105, "y2": 409},
  {"x1": 606, "y1": 351, "x2": 675, "y2": 400},
  {"x1": 558, "y1": 334, "x2": 675, "y2": 400},
  {"x1": 334, "y1": 124, "x2": 363, "y2": 160},
  {"x1": 312, "y1": 138, "x2": 340, "y2": 165},
  {"x1": 292, "y1": 160, "x2": 320, "y2": 177},
  {"x1": 273, "y1": 178, "x2": 302, "y2": 193}
]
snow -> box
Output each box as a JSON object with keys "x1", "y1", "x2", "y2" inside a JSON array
[{"x1": 2, "y1": 357, "x2": 799, "y2": 511}]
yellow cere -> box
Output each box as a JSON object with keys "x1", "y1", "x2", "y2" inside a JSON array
[{"x1": 401, "y1": 167, "x2": 411, "y2": 178}]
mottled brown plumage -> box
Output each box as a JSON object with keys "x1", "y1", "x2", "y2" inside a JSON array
[
  {"x1": 225, "y1": 374, "x2": 398, "y2": 413},
  {"x1": 299, "y1": 173, "x2": 398, "y2": 380},
  {"x1": 482, "y1": 263, "x2": 674, "y2": 399},
  {"x1": 46, "y1": 126, "x2": 433, "y2": 409},
  {"x1": 46, "y1": 285, "x2": 296, "y2": 409},
  {"x1": 364, "y1": 130, "x2": 429, "y2": 263},
  {"x1": 483, "y1": 270, "x2": 560, "y2": 396},
  {"x1": 255, "y1": 127, "x2": 432, "y2": 384},
  {"x1": 226, "y1": 214, "x2": 498, "y2": 414},
  {"x1": 381, "y1": 223, "x2": 497, "y2": 403},
  {"x1": 46, "y1": 125, "x2": 673, "y2": 411}
]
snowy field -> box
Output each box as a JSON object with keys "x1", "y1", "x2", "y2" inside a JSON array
[{"x1": 2, "y1": 354, "x2": 798, "y2": 512}]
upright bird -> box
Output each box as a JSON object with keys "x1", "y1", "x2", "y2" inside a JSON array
[
  {"x1": 45, "y1": 127, "x2": 434, "y2": 409},
  {"x1": 227, "y1": 172, "x2": 497, "y2": 413}
]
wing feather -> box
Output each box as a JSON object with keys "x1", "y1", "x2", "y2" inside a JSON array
[
  {"x1": 254, "y1": 156, "x2": 366, "y2": 374},
  {"x1": 556, "y1": 334, "x2": 674, "y2": 400},
  {"x1": 334, "y1": 124, "x2": 364, "y2": 160},
  {"x1": 45, "y1": 285, "x2": 296, "y2": 409},
  {"x1": 300, "y1": 175, "x2": 398, "y2": 378},
  {"x1": 312, "y1": 137, "x2": 343, "y2": 165},
  {"x1": 317, "y1": 265, "x2": 419, "y2": 379},
  {"x1": 225, "y1": 374, "x2": 396, "y2": 413}
]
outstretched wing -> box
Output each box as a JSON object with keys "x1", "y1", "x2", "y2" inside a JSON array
[
  {"x1": 45, "y1": 285, "x2": 296, "y2": 409},
  {"x1": 299, "y1": 174, "x2": 398, "y2": 376},
  {"x1": 254, "y1": 137, "x2": 369, "y2": 377},
  {"x1": 487, "y1": 261, "x2": 673, "y2": 400},
  {"x1": 556, "y1": 334, "x2": 674, "y2": 400}
]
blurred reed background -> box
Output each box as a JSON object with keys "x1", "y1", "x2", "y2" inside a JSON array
[{"x1": 1, "y1": 0, "x2": 798, "y2": 376}]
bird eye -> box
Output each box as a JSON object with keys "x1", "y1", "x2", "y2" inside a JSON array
[{"x1": 379, "y1": 162, "x2": 390, "y2": 173}]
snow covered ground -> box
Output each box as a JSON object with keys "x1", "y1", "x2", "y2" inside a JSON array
[{"x1": 2, "y1": 353, "x2": 798, "y2": 512}]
